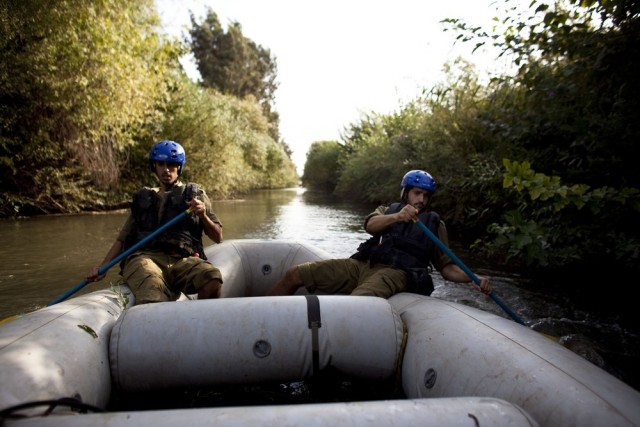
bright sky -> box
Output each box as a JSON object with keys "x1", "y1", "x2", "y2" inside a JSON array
[{"x1": 155, "y1": 0, "x2": 518, "y2": 174}]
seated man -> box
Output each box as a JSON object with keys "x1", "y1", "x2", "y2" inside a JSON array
[
  {"x1": 268, "y1": 169, "x2": 491, "y2": 298},
  {"x1": 85, "y1": 140, "x2": 223, "y2": 303}
]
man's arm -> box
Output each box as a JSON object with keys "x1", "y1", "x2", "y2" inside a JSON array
[
  {"x1": 431, "y1": 221, "x2": 492, "y2": 294},
  {"x1": 440, "y1": 262, "x2": 492, "y2": 294},
  {"x1": 85, "y1": 239, "x2": 124, "y2": 282},
  {"x1": 365, "y1": 204, "x2": 419, "y2": 234},
  {"x1": 85, "y1": 215, "x2": 132, "y2": 282},
  {"x1": 189, "y1": 195, "x2": 223, "y2": 243},
  {"x1": 201, "y1": 213, "x2": 223, "y2": 243},
  {"x1": 440, "y1": 263, "x2": 472, "y2": 282}
]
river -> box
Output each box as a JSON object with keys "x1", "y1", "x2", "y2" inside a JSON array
[{"x1": 0, "y1": 187, "x2": 637, "y2": 392}]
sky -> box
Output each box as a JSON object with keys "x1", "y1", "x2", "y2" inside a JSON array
[{"x1": 155, "y1": 0, "x2": 520, "y2": 174}]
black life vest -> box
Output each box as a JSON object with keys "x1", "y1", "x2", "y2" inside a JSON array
[
  {"x1": 125, "y1": 183, "x2": 206, "y2": 260},
  {"x1": 350, "y1": 203, "x2": 441, "y2": 295}
]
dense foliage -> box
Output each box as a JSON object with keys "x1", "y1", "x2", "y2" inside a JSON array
[
  {"x1": 301, "y1": 141, "x2": 342, "y2": 191},
  {"x1": 0, "y1": 0, "x2": 297, "y2": 217},
  {"x1": 162, "y1": 80, "x2": 297, "y2": 197},
  {"x1": 304, "y1": 0, "x2": 639, "y2": 282}
]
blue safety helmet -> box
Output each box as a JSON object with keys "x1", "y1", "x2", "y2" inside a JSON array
[
  {"x1": 400, "y1": 170, "x2": 436, "y2": 205},
  {"x1": 149, "y1": 140, "x2": 186, "y2": 176},
  {"x1": 401, "y1": 170, "x2": 436, "y2": 193}
]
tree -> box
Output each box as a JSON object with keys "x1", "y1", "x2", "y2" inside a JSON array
[
  {"x1": 160, "y1": 80, "x2": 298, "y2": 198},
  {"x1": 188, "y1": 9, "x2": 280, "y2": 140},
  {"x1": 302, "y1": 141, "x2": 342, "y2": 191}
]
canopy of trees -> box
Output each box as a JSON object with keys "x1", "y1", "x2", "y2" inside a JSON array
[{"x1": 0, "y1": 0, "x2": 297, "y2": 217}]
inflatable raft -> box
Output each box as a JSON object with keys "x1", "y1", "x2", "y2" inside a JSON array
[{"x1": 1, "y1": 239, "x2": 639, "y2": 426}]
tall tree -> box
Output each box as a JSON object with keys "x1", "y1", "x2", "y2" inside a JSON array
[{"x1": 188, "y1": 9, "x2": 280, "y2": 140}]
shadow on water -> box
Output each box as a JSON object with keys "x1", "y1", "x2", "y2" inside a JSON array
[{"x1": 0, "y1": 187, "x2": 638, "y2": 392}]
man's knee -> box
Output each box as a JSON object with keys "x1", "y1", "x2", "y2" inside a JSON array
[
  {"x1": 198, "y1": 278, "x2": 222, "y2": 299},
  {"x1": 268, "y1": 266, "x2": 303, "y2": 295},
  {"x1": 127, "y1": 274, "x2": 171, "y2": 304},
  {"x1": 286, "y1": 265, "x2": 303, "y2": 282}
]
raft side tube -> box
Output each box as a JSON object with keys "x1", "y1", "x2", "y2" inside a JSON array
[
  {"x1": 205, "y1": 239, "x2": 333, "y2": 297},
  {"x1": 110, "y1": 295, "x2": 404, "y2": 392},
  {"x1": 0, "y1": 286, "x2": 134, "y2": 415},
  {"x1": 1, "y1": 397, "x2": 539, "y2": 427},
  {"x1": 390, "y1": 292, "x2": 640, "y2": 427}
]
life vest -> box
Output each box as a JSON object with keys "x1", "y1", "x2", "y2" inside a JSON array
[
  {"x1": 125, "y1": 183, "x2": 206, "y2": 260},
  {"x1": 350, "y1": 203, "x2": 441, "y2": 295}
]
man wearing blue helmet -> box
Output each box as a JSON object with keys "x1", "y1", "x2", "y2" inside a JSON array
[
  {"x1": 268, "y1": 169, "x2": 491, "y2": 298},
  {"x1": 85, "y1": 140, "x2": 224, "y2": 303}
]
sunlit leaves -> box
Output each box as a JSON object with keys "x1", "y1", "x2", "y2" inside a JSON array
[
  {"x1": 161, "y1": 82, "x2": 297, "y2": 198},
  {"x1": 0, "y1": 0, "x2": 183, "y2": 205}
]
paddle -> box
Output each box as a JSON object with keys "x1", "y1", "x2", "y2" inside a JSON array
[
  {"x1": 46, "y1": 208, "x2": 193, "y2": 306},
  {"x1": 414, "y1": 219, "x2": 527, "y2": 326}
]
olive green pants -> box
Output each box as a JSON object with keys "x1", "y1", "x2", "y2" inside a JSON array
[
  {"x1": 121, "y1": 250, "x2": 222, "y2": 304},
  {"x1": 297, "y1": 258, "x2": 407, "y2": 298}
]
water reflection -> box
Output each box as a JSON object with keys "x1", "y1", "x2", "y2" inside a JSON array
[{"x1": 213, "y1": 188, "x2": 372, "y2": 257}]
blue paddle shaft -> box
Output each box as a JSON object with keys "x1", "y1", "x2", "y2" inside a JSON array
[
  {"x1": 414, "y1": 220, "x2": 526, "y2": 326},
  {"x1": 47, "y1": 209, "x2": 192, "y2": 306}
]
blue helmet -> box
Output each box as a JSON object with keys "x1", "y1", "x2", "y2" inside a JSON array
[
  {"x1": 401, "y1": 170, "x2": 436, "y2": 193},
  {"x1": 149, "y1": 140, "x2": 186, "y2": 175}
]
